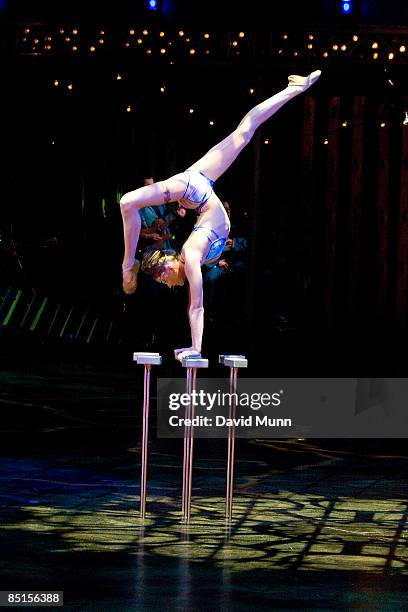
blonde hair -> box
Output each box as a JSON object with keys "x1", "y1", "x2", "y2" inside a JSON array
[{"x1": 141, "y1": 248, "x2": 180, "y2": 282}]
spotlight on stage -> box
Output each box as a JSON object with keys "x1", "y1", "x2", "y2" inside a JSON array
[
  {"x1": 341, "y1": 1, "x2": 352, "y2": 14},
  {"x1": 403, "y1": 111, "x2": 408, "y2": 127},
  {"x1": 146, "y1": 0, "x2": 158, "y2": 10},
  {"x1": 335, "y1": 0, "x2": 359, "y2": 20}
]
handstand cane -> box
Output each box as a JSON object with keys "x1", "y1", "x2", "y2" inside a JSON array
[
  {"x1": 133, "y1": 351, "x2": 162, "y2": 518},
  {"x1": 219, "y1": 355, "x2": 248, "y2": 520},
  {"x1": 177, "y1": 354, "x2": 209, "y2": 522}
]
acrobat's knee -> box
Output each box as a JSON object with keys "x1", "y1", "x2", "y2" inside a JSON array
[
  {"x1": 119, "y1": 191, "x2": 143, "y2": 211},
  {"x1": 234, "y1": 125, "x2": 254, "y2": 148}
]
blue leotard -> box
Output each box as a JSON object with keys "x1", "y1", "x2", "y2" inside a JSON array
[
  {"x1": 178, "y1": 170, "x2": 214, "y2": 212},
  {"x1": 192, "y1": 226, "x2": 227, "y2": 264},
  {"x1": 177, "y1": 170, "x2": 227, "y2": 263}
]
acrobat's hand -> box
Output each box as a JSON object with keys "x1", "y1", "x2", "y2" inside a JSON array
[{"x1": 174, "y1": 347, "x2": 201, "y2": 362}]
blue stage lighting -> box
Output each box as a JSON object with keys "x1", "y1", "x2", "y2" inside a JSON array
[
  {"x1": 341, "y1": 1, "x2": 352, "y2": 14},
  {"x1": 148, "y1": 0, "x2": 158, "y2": 10}
]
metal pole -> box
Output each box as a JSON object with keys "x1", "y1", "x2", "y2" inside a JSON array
[
  {"x1": 226, "y1": 367, "x2": 238, "y2": 520},
  {"x1": 140, "y1": 364, "x2": 151, "y2": 519},
  {"x1": 182, "y1": 367, "x2": 193, "y2": 519},
  {"x1": 178, "y1": 354, "x2": 209, "y2": 523},
  {"x1": 133, "y1": 352, "x2": 162, "y2": 519},
  {"x1": 219, "y1": 354, "x2": 248, "y2": 521},
  {"x1": 185, "y1": 368, "x2": 197, "y2": 522}
]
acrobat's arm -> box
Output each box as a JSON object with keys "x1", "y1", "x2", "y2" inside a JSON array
[{"x1": 174, "y1": 250, "x2": 204, "y2": 361}]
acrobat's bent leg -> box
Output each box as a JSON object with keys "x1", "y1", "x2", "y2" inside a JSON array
[
  {"x1": 120, "y1": 176, "x2": 187, "y2": 294},
  {"x1": 187, "y1": 70, "x2": 321, "y2": 182}
]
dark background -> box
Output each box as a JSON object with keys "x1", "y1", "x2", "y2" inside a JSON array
[
  {"x1": 2, "y1": 0, "x2": 408, "y2": 370},
  {"x1": 4, "y1": 0, "x2": 408, "y2": 25}
]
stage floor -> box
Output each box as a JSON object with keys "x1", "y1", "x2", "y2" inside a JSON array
[{"x1": 0, "y1": 360, "x2": 407, "y2": 610}]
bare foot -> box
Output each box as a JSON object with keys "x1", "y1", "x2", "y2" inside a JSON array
[
  {"x1": 122, "y1": 260, "x2": 140, "y2": 295},
  {"x1": 288, "y1": 70, "x2": 321, "y2": 91}
]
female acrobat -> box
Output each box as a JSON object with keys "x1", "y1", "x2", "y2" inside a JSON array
[{"x1": 120, "y1": 70, "x2": 321, "y2": 361}]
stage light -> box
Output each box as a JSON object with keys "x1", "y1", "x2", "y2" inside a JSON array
[
  {"x1": 146, "y1": 0, "x2": 158, "y2": 10},
  {"x1": 403, "y1": 112, "x2": 408, "y2": 126},
  {"x1": 341, "y1": 1, "x2": 352, "y2": 14}
]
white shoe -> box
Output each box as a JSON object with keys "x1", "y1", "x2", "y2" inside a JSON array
[{"x1": 288, "y1": 70, "x2": 322, "y2": 90}]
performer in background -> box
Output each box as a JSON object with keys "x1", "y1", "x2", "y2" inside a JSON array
[{"x1": 120, "y1": 71, "x2": 321, "y2": 361}]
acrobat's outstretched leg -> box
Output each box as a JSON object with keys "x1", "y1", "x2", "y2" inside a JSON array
[{"x1": 187, "y1": 70, "x2": 321, "y2": 181}]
